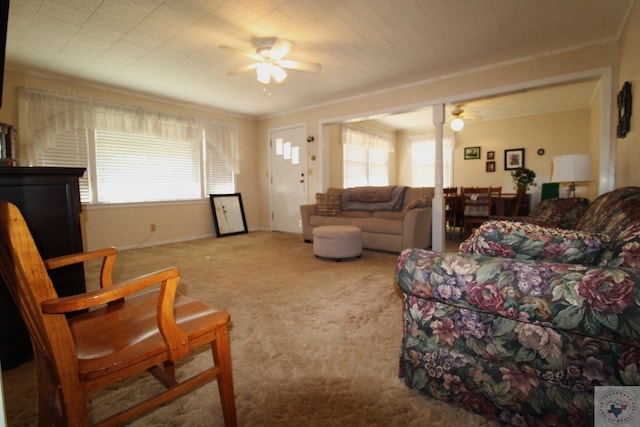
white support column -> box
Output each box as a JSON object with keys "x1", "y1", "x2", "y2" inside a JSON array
[{"x1": 432, "y1": 104, "x2": 445, "y2": 252}]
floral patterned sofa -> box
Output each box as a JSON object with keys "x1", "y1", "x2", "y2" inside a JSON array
[
  {"x1": 395, "y1": 187, "x2": 640, "y2": 426},
  {"x1": 493, "y1": 196, "x2": 591, "y2": 229}
]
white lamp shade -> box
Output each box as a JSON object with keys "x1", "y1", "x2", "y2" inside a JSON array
[{"x1": 551, "y1": 154, "x2": 594, "y2": 183}]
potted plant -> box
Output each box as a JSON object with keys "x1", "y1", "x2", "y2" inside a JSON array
[{"x1": 511, "y1": 167, "x2": 537, "y2": 195}]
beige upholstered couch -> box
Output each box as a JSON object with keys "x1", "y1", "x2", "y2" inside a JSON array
[{"x1": 300, "y1": 186, "x2": 433, "y2": 253}]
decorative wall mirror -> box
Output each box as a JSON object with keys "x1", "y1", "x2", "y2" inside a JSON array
[{"x1": 209, "y1": 193, "x2": 248, "y2": 237}]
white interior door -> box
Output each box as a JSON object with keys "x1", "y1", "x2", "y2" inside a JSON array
[{"x1": 270, "y1": 125, "x2": 307, "y2": 233}]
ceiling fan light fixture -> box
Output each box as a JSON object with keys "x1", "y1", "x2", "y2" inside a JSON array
[
  {"x1": 450, "y1": 116, "x2": 464, "y2": 132},
  {"x1": 256, "y1": 63, "x2": 271, "y2": 84},
  {"x1": 223, "y1": 37, "x2": 320, "y2": 86},
  {"x1": 271, "y1": 65, "x2": 287, "y2": 83}
]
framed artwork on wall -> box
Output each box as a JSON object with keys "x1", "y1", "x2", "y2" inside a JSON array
[
  {"x1": 617, "y1": 81, "x2": 632, "y2": 138},
  {"x1": 464, "y1": 147, "x2": 481, "y2": 160},
  {"x1": 504, "y1": 148, "x2": 525, "y2": 170},
  {"x1": 486, "y1": 161, "x2": 496, "y2": 172},
  {"x1": 487, "y1": 151, "x2": 495, "y2": 160}
]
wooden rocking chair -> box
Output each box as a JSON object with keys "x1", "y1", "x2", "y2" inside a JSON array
[{"x1": 0, "y1": 202, "x2": 237, "y2": 426}]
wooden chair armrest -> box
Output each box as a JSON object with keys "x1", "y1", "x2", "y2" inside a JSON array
[
  {"x1": 42, "y1": 266, "x2": 190, "y2": 360},
  {"x1": 45, "y1": 247, "x2": 117, "y2": 288},
  {"x1": 156, "y1": 268, "x2": 190, "y2": 360},
  {"x1": 41, "y1": 267, "x2": 180, "y2": 314}
]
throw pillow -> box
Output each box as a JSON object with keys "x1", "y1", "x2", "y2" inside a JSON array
[
  {"x1": 315, "y1": 193, "x2": 341, "y2": 216},
  {"x1": 460, "y1": 220, "x2": 610, "y2": 264},
  {"x1": 403, "y1": 194, "x2": 429, "y2": 214}
]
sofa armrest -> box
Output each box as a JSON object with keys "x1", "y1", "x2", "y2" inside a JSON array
[
  {"x1": 459, "y1": 220, "x2": 610, "y2": 265},
  {"x1": 396, "y1": 248, "x2": 640, "y2": 346},
  {"x1": 300, "y1": 204, "x2": 316, "y2": 241},
  {"x1": 402, "y1": 207, "x2": 432, "y2": 250}
]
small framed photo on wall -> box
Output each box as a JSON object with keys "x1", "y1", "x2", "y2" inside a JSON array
[
  {"x1": 486, "y1": 161, "x2": 496, "y2": 172},
  {"x1": 487, "y1": 151, "x2": 495, "y2": 160},
  {"x1": 504, "y1": 148, "x2": 525, "y2": 170},
  {"x1": 464, "y1": 147, "x2": 481, "y2": 160}
]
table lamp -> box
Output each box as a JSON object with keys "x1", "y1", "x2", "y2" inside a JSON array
[{"x1": 550, "y1": 154, "x2": 594, "y2": 198}]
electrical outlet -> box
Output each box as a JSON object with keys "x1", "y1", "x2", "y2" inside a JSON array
[{"x1": 150, "y1": 224, "x2": 156, "y2": 232}]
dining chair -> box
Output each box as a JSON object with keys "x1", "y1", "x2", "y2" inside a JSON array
[
  {"x1": 462, "y1": 187, "x2": 492, "y2": 237},
  {"x1": 443, "y1": 187, "x2": 461, "y2": 238},
  {"x1": 0, "y1": 201, "x2": 237, "y2": 427}
]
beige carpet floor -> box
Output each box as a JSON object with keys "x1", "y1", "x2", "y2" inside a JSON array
[{"x1": 2, "y1": 231, "x2": 496, "y2": 426}]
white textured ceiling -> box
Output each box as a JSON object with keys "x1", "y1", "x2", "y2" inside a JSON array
[{"x1": 5, "y1": 0, "x2": 634, "y2": 121}]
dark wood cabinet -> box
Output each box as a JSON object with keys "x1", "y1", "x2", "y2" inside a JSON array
[{"x1": 0, "y1": 167, "x2": 86, "y2": 369}]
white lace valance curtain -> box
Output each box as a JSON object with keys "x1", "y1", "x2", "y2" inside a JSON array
[
  {"x1": 18, "y1": 87, "x2": 239, "y2": 171},
  {"x1": 341, "y1": 124, "x2": 394, "y2": 153}
]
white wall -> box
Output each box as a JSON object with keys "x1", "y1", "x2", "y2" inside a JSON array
[{"x1": 451, "y1": 108, "x2": 596, "y2": 200}]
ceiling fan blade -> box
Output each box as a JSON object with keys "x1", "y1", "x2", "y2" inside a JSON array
[
  {"x1": 226, "y1": 63, "x2": 260, "y2": 76},
  {"x1": 269, "y1": 39, "x2": 293, "y2": 60},
  {"x1": 219, "y1": 45, "x2": 263, "y2": 62},
  {"x1": 277, "y1": 59, "x2": 322, "y2": 74}
]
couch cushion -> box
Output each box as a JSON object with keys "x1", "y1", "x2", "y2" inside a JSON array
[
  {"x1": 351, "y1": 217, "x2": 403, "y2": 234},
  {"x1": 527, "y1": 197, "x2": 590, "y2": 229},
  {"x1": 372, "y1": 210, "x2": 404, "y2": 220},
  {"x1": 309, "y1": 215, "x2": 353, "y2": 228},
  {"x1": 460, "y1": 220, "x2": 610, "y2": 264},
  {"x1": 576, "y1": 187, "x2": 640, "y2": 234},
  {"x1": 315, "y1": 192, "x2": 341, "y2": 216},
  {"x1": 341, "y1": 210, "x2": 371, "y2": 218},
  {"x1": 575, "y1": 187, "x2": 640, "y2": 268}
]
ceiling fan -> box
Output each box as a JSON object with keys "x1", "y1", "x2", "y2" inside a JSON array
[
  {"x1": 219, "y1": 37, "x2": 322, "y2": 85},
  {"x1": 449, "y1": 104, "x2": 481, "y2": 131},
  {"x1": 450, "y1": 105, "x2": 466, "y2": 131}
]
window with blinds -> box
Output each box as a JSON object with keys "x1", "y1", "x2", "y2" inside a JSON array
[
  {"x1": 35, "y1": 128, "x2": 91, "y2": 202},
  {"x1": 410, "y1": 134, "x2": 454, "y2": 187},
  {"x1": 343, "y1": 144, "x2": 389, "y2": 188},
  {"x1": 35, "y1": 128, "x2": 234, "y2": 204},
  {"x1": 411, "y1": 140, "x2": 436, "y2": 186},
  {"x1": 205, "y1": 142, "x2": 234, "y2": 195},
  {"x1": 95, "y1": 130, "x2": 202, "y2": 203}
]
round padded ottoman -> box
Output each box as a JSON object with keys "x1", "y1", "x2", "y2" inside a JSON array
[{"x1": 313, "y1": 225, "x2": 362, "y2": 261}]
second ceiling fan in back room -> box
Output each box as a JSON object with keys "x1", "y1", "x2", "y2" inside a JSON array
[
  {"x1": 449, "y1": 104, "x2": 482, "y2": 132},
  {"x1": 220, "y1": 37, "x2": 322, "y2": 88}
]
